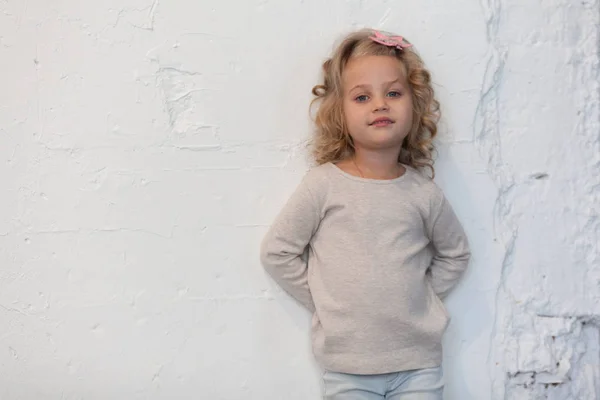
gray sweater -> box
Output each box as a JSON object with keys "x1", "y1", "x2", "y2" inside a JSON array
[{"x1": 260, "y1": 162, "x2": 471, "y2": 374}]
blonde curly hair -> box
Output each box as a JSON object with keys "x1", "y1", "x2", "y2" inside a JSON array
[{"x1": 310, "y1": 29, "x2": 440, "y2": 178}]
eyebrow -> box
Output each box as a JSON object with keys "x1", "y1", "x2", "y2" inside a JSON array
[{"x1": 349, "y1": 79, "x2": 403, "y2": 93}]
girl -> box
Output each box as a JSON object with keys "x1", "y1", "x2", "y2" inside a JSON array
[{"x1": 260, "y1": 28, "x2": 471, "y2": 400}]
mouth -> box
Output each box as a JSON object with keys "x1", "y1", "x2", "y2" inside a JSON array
[{"x1": 369, "y1": 117, "x2": 394, "y2": 127}]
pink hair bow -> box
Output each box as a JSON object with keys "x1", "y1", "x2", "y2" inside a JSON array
[{"x1": 369, "y1": 31, "x2": 412, "y2": 50}]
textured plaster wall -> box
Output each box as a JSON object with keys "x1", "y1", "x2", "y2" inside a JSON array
[
  {"x1": 0, "y1": 0, "x2": 598, "y2": 399},
  {"x1": 482, "y1": 1, "x2": 600, "y2": 399}
]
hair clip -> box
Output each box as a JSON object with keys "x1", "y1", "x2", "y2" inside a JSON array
[{"x1": 369, "y1": 31, "x2": 412, "y2": 50}]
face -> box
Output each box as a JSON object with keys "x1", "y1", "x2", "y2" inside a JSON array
[{"x1": 342, "y1": 55, "x2": 413, "y2": 152}]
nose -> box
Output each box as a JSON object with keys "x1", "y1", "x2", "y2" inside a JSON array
[{"x1": 373, "y1": 95, "x2": 389, "y2": 112}]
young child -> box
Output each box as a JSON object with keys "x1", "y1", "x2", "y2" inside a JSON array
[{"x1": 260, "y1": 28, "x2": 471, "y2": 399}]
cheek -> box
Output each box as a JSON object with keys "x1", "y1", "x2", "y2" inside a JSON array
[
  {"x1": 343, "y1": 102, "x2": 359, "y2": 123},
  {"x1": 401, "y1": 99, "x2": 415, "y2": 121}
]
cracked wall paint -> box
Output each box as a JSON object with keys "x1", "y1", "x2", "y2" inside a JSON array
[
  {"x1": 1, "y1": 0, "x2": 598, "y2": 399},
  {"x1": 477, "y1": 0, "x2": 600, "y2": 399}
]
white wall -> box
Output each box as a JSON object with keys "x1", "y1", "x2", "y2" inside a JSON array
[{"x1": 1, "y1": 0, "x2": 598, "y2": 399}]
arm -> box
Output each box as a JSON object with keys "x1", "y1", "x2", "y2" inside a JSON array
[
  {"x1": 426, "y1": 189, "x2": 471, "y2": 299},
  {"x1": 259, "y1": 174, "x2": 321, "y2": 312}
]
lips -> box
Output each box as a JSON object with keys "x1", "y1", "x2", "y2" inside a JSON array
[{"x1": 370, "y1": 117, "x2": 394, "y2": 127}]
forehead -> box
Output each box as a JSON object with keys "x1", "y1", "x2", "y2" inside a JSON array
[{"x1": 342, "y1": 55, "x2": 407, "y2": 88}]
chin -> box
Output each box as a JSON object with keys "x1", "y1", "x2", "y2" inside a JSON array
[
  {"x1": 361, "y1": 140, "x2": 405, "y2": 152},
  {"x1": 365, "y1": 132, "x2": 406, "y2": 147}
]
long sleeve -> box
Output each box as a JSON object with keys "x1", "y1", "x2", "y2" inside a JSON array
[
  {"x1": 426, "y1": 189, "x2": 471, "y2": 299},
  {"x1": 259, "y1": 174, "x2": 321, "y2": 312}
]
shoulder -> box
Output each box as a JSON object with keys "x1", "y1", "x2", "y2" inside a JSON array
[
  {"x1": 403, "y1": 165, "x2": 443, "y2": 199},
  {"x1": 290, "y1": 163, "x2": 334, "y2": 207},
  {"x1": 302, "y1": 162, "x2": 334, "y2": 189},
  {"x1": 402, "y1": 165, "x2": 446, "y2": 218}
]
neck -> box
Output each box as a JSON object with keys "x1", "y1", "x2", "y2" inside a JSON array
[{"x1": 353, "y1": 147, "x2": 404, "y2": 179}]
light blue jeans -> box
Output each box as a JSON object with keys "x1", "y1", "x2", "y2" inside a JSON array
[{"x1": 323, "y1": 366, "x2": 444, "y2": 400}]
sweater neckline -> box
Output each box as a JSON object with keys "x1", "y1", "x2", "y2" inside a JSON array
[{"x1": 327, "y1": 162, "x2": 410, "y2": 184}]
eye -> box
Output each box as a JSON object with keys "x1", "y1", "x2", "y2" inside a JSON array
[
  {"x1": 355, "y1": 94, "x2": 369, "y2": 102},
  {"x1": 387, "y1": 91, "x2": 402, "y2": 98}
]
